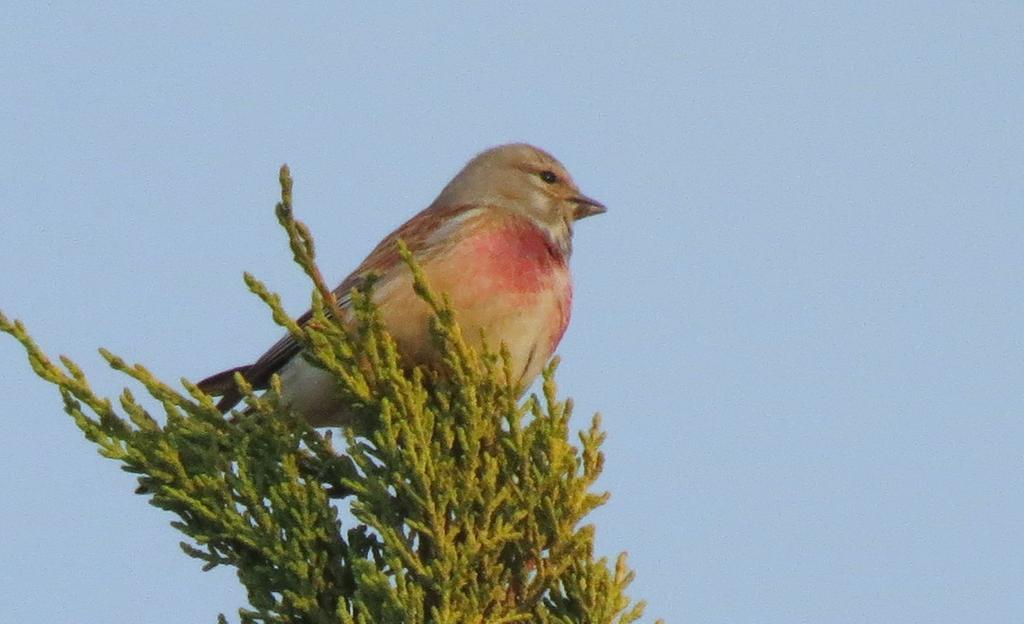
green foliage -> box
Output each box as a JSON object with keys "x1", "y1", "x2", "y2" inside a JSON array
[{"x1": 0, "y1": 166, "x2": 659, "y2": 624}]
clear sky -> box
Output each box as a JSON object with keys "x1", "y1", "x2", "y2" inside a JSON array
[{"x1": 1, "y1": 3, "x2": 1021, "y2": 622}]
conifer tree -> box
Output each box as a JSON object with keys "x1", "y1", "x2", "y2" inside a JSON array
[{"x1": 1, "y1": 166, "x2": 659, "y2": 623}]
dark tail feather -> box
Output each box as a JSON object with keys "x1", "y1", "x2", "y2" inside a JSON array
[{"x1": 196, "y1": 365, "x2": 252, "y2": 413}]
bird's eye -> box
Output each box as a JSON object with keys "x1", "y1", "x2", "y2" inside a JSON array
[{"x1": 539, "y1": 170, "x2": 559, "y2": 184}]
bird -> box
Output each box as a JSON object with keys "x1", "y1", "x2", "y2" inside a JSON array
[{"x1": 197, "y1": 143, "x2": 605, "y2": 426}]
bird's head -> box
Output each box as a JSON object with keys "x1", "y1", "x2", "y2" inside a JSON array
[{"x1": 436, "y1": 143, "x2": 605, "y2": 255}]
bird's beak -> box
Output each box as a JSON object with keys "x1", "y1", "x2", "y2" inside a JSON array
[{"x1": 570, "y1": 193, "x2": 607, "y2": 220}]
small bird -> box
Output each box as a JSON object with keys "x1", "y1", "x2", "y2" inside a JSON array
[{"x1": 197, "y1": 144, "x2": 605, "y2": 426}]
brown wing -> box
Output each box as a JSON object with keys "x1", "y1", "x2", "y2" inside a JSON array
[{"x1": 197, "y1": 201, "x2": 484, "y2": 412}]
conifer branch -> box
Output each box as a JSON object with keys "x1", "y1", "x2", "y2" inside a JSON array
[{"x1": 0, "y1": 167, "x2": 658, "y2": 623}]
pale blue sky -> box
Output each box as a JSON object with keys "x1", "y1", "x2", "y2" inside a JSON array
[{"x1": 2, "y1": 3, "x2": 1022, "y2": 622}]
